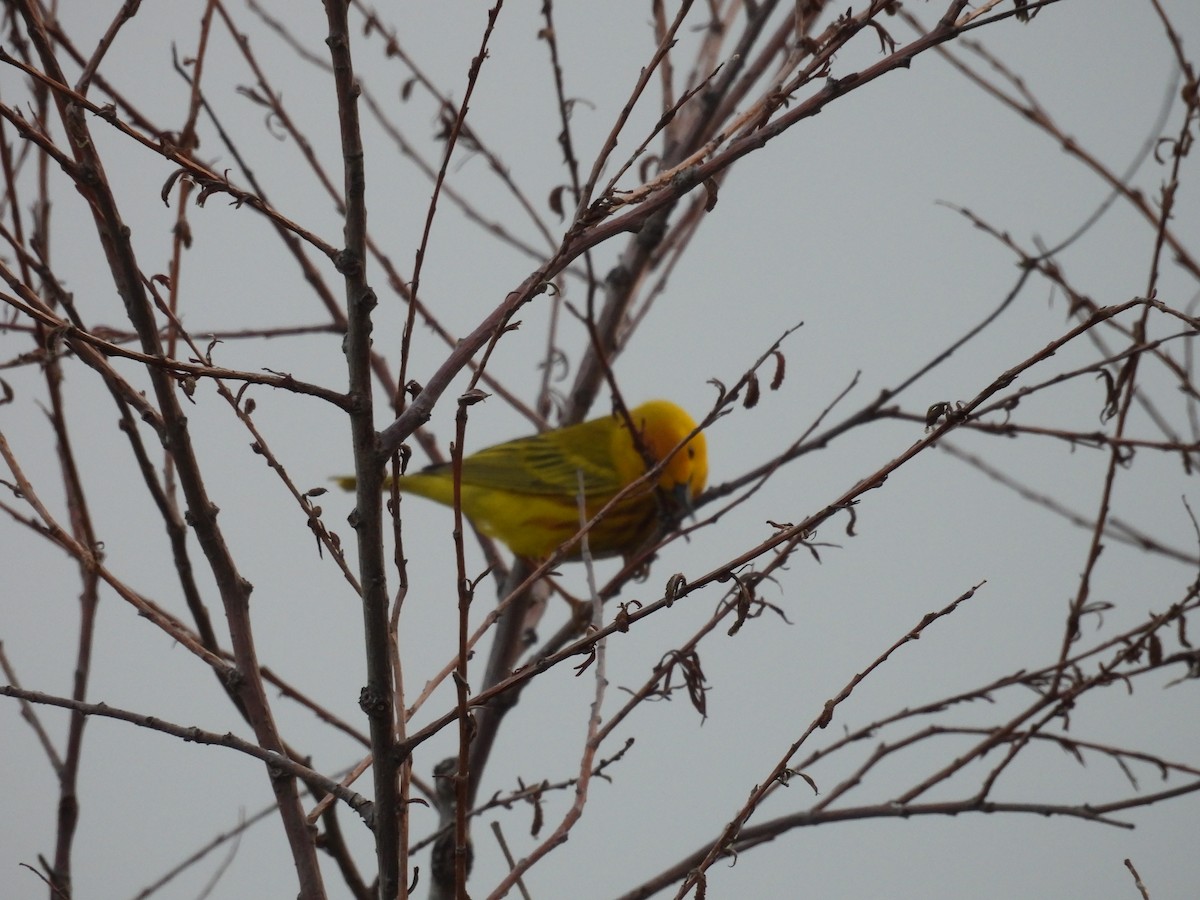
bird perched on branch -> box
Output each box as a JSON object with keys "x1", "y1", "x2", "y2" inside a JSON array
[{"x1": 336, "y1": 399, "x2": 707, "y2": 559}]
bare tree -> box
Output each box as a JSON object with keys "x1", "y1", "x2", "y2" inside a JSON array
[{"x1": 2, "y1": 1, "x2": 1197, "y2": 898}]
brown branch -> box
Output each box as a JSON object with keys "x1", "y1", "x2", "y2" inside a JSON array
[
  {"x1": 0, "y1": 278, "x2": 349, "y2": 406},
  {"x1": 0, "y1": 642, "x2": 63, "y2": 774},
  {"x1": 0, "y1": 685, "x2": 371, "y2": 817},
  {"x1": 319, "y1": 0, "x2": 401, "y2": 897},
  {"x1": 617, "y1": 789, "x2": 1200, "y2": 900},
  {"x1": 0, "y1": 48, "x2": 339, "y2": 261},
  {"x1": 9, "y1": 3, "x2": 327, "y2": 893}
]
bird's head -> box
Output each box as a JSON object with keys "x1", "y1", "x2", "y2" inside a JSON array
[{"x1": 621, "y1": 400, "x2": 708, "y2": 509}]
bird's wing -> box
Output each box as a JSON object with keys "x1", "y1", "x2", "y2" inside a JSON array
[{"x1": 454, "y1": 416, "x2": 624, "y2": 497}]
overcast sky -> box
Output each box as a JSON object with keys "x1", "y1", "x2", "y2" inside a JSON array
[{"x1": 3, "y1": 2, "x2": 1199, "y2": 898}]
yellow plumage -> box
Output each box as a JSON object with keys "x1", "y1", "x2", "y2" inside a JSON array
[{"x1": 337, "y1": 400, "x2": 707, "y2": 558}]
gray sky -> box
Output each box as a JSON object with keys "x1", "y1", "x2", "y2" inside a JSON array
[{"x1": 3, "y1": 2, "x2": 1199, "y2": 898}]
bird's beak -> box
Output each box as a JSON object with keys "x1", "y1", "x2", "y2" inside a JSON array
[{"x1": 672, "y1": 481, "x2": 695, "y2": 518}]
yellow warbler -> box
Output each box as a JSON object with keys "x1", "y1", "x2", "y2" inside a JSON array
[{"x1": 337, "y1": 400, "x2": 707, "y2": 559}]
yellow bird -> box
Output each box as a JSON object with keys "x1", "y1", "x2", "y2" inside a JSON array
[{"x1": 337, "y1": 400, "x2": 707, "y2": 559}]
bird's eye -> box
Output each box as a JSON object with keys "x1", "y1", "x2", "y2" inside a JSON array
[{"x1": 687, "y1": 446, "x2": 695, "y2": 459}]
